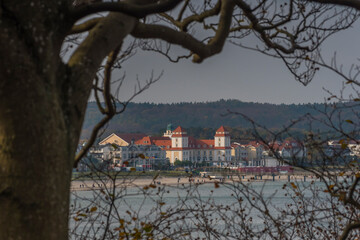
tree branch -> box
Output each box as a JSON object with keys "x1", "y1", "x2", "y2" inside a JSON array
[
  {"x1": 339, "y1": 221, "x2": 360, "y2": 240},
  {"x1": 70, "y1": 0, "x2": 182, "y2": 22},
  {"x1": 132, "y1": 0, "x2": 235, "y2": 63},
  {"x1": 74, "y1": 46, "x2": 121, "y2": 167},
  {"x1": 160, "y1": 0, "x2": 221, "y2": 32},
  {"x1": 176, "y1": 0, "x2": 190, "y2": 21},
  {"x1": 131, "y1": 22, "x2": 210, "y2": 58},
  {"x1": 234, "y1": 0, "x2": 307, "y2": 54},
  {"x1": 68, "y1": 12, "x2": 137, "y2": 101},
  {"x1": 69, "y1": 17, "x2": 103, "y2": 35},
  {"x1": 65, "y1": 12, "x2": 138, "y2": 147},
  {"x1": 310, "y1": 0, "x2": 360, "y2": 11}
]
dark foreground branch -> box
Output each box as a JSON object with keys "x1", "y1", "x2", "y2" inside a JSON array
[
  {"x1": 74, "y1": 46, "x2": 121, "y2": 167},
  {"x1": 70, "y1": 0, "x2": 182, "y2": 22}
]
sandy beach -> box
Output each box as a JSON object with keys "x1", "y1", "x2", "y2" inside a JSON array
[{"x1": 71, "y1": 174, "x2": 318, "y2": 191}]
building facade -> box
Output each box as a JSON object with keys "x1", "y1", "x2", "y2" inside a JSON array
[
  {"x1": 149, "y1": 126, "x2": 232, "y2": 165},
  {"x1": 90, "y1": 140, "x2": 167, "y2": 170},
  {"x1": 94, "y1": 125, "x2": 232, "y2": 167}
]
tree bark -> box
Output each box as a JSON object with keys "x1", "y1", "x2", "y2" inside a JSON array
[
  {"x1": 0, "y1": 1, "x2": 77, "y2": 239},
  {"x1": 0, "y1": 76, "x2": 74, "y2": 240},
  {"x1": 0, "y1": 1, "x2": 139, "y2": 239},
  {"x1": 0, "y1": 58, "x2": 75, "y2": 239}
]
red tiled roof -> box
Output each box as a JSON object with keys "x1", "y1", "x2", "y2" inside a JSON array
[
  {"x1": 171, "y1": 126, "x2": 188, "y2": 137},
  {"x1": 135, "y1": 136, "x2": 152, "y2": 145},
  {"x1": 214, "y1": 147, "x2": 231, "y2": 150},
  {"x1": 151, "y1": 136, "x2": 170, "y2": 140},
  {"x1": 215, "y1": 126, "x2": 230, "y2": 137},
  {"x1": 183, "y1": 136, "x2": 215, "y2": 149},
  {"x1": 216, "y1": 126, "x2": 227, "y2": 132},
  {"x1": 188, "y1": 136, "x2": 197, "y2": 144},
  {"x1": 153, "y1": 139, "x2": 171, "y2": 147},
  {"x1": 173, "y1": 126, "x2": 186, "y2": 133},
  {"x1": 135, "y1": 136, "x2": 170, "y2": 145},
  {"x1": 168, "y1": 138, "x2": 217, "y2": 150},
  {"x1": 266, "y1": 142, "x2": 281, "y2": 150},
  {"x1": 195, "y1": 139, "x2": 215, "y2": 149},
  {"x1": 198, "y1": 139, "x2": 214, "y2": 145}
]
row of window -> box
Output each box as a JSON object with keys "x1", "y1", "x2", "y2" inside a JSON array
[
  {"x1": 179, "y1": 155, "x2": 233, "y2": 161},
  {"x1": 122, "y1": 153, "x2": 164, "y2": 159},
  {"x1": 175, "y1": 144, "x2": 215, "y2": 148}
]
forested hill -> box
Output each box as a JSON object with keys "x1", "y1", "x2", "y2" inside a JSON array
[{"x1": 81, "y1": 99, "x2": 351, "y2": 140}]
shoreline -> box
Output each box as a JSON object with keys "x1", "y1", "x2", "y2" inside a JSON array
[{"x1": 70, "y1": 174, "x2": 318, "y2": 192}]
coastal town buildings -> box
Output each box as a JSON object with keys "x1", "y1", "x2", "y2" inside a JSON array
[
  {"x1": 112, "y1": 143, "x2": 167, "y2": 169},
  {"x1": 85, "y1": 124, "x2": 360, "y2": 171},
  {"x1": 90, "y1": 125, "x2": 232, "y2": 166},
  {"x1": 328, "y1": 140, "x2": 360, "y2": 157},
  {"x1": 231, "y1": 141, "x2": 266, "y2": 167},
  {"x1": 89, "y1": 140, "x2": 167, "y2": 170},
  {"x1": 89, "y1": 144, "x2": 113, "y2": 161},
  {"x1": 231, "y1": 140, "x2": 306, "y2": 168},
  {"x1": 136, "y1": 125, "x2": 232, "y2": 165}
]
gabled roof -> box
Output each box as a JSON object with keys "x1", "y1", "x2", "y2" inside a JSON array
[
  {"x1": 215, "y1": 126, "x2": 230, "y2": 137},
  {"x1": 135, "y1": 136, "x2": 152, "y2": 145},
  {"x1": 99, "y1": 133, "x2": 147, "y2": 145},
  {"x1": 99, "y1": 133, "x2": 119, "y2": 145},
  {"x1": 216, "y1": 126, "x2": 227, "y2": 132},
  {"x1": 173, "y1": 126, "x2": 186, "y2": 133},
  {"x1": 172, "y1": 126, "x2": 188, "y2": 137}
]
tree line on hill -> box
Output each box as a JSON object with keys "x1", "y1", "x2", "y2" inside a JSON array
[{"x1": 82, "y1": 99, "x2": 355, "y2": 141}]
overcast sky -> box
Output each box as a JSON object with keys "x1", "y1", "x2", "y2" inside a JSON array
[{"x1": 111, "y1": 21, "x2": 360, "y2": 105}]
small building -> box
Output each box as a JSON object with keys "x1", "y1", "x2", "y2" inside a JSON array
[
  {"x1": 90, "y1": 135, "x2": 168, "y2": 170},
  {"x1": 113, "y1": 143, "x2": 167, "y2": 170}
]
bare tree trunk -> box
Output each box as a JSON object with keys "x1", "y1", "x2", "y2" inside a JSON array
[
  {"x1": 0, "y1": 0, "x2": 139, "y2": 238},
  {"x1": 0, "y1": 56, "x2": 77, "y2": 240},
  {"x1": 0, "y1": 2, "x2": 78, "y2": 239},
  {"x1": 0, "y1": 92, "x2": 74, "y2": 240}
]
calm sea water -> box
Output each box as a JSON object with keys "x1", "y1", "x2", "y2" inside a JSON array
[{"x1": 70, "y1": 179, "x2": 332, "y2": 239}]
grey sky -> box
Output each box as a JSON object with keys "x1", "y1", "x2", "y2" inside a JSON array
[{"x1": 112, "y1": 21, "x2": 360, "y2": 105}]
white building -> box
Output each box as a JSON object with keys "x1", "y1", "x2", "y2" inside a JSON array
[
  {"x1": 90, "y1": 138, "x2": 167, "y2": 170},
  {"x1": 142, "y1": 126, "x2": 232, "y2": 166}
]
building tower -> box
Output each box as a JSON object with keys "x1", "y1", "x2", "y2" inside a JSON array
[
  {"x1": 171, "y1": 126, "x2": 188, "y2": 148},
  {"x1": 163, "y1": 123, "x2": 174, "y2": 137},
  {"x1": 214, "y1": 126, "x2": 231, "y2": 162},
  {"x1": 214, "y1": 126, "x2": 230, "y2": 148},
  {"x1": 170, "y1": 126, "x2": 189, "y2": 161}
]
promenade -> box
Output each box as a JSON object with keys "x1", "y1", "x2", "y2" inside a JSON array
[{"x1": 71, "y1": 173, "x2": 317, "y2": 191}]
